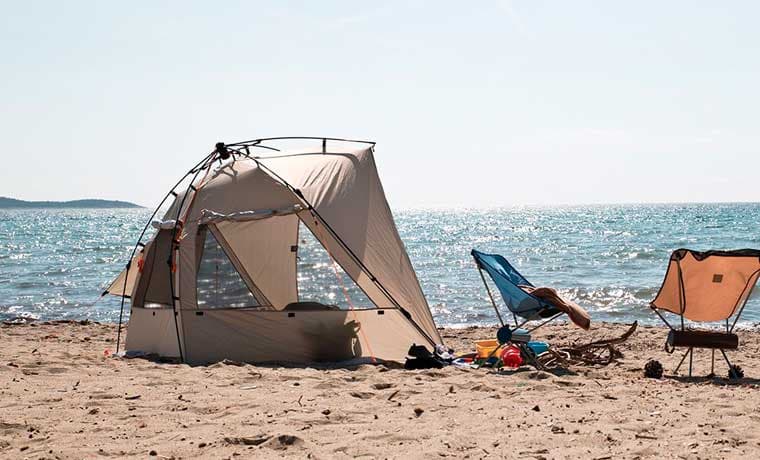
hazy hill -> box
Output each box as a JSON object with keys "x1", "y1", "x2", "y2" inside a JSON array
[{"x1": 0, "y1": 197, "x2": 142, "y2": 209}]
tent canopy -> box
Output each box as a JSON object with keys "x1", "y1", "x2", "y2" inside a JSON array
[
  {"x1": 651, "y1": 249, "x2": 760, "y2": 322},
  {"x1": 108, "y1": 139, "x2": 441, "y2": 364}
]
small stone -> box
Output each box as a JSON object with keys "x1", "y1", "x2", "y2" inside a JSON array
[
  {"x1": 149, "y1": 450, "x2": 157, "y2": 456},
  {"x1": 198, "y1": 442, "x2": 207, "y2": 448},
  {"x1": 322, "y1": 409, "x2": 331, "y2": 415},
  {"x1": 532, "y1": 405, "x2": 540, "y2": 412},
  {"x1": 414, "y1": 407, "x2": 424, "y2": 417},
  {"x1": 275, "y1": 435, "x2": 300, "y2": 446}
]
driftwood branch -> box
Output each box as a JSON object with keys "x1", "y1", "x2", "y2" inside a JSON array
[{"x1": 538, "y1": 321, "x2": 638, "y2": 367}]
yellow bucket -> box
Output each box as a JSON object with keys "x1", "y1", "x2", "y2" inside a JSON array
[{"x1": 475, "y1": 339, "x2": 500, "y2": 359}]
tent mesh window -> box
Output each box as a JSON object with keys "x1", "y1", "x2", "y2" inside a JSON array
[
  {"x1": 196, "y1": 230, "x2": 260, "y2": 309},
  {"x1": 296, "y1": 222, "x2": 374, "y2": 310}
]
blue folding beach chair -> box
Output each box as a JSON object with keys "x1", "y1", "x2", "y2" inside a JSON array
[{"x1": 471, "y1": 249, "x2": 564, "y2": 332}]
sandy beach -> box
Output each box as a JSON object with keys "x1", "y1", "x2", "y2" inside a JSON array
[{"x1": 0, "y1": 321, "x2": 758, "y2": 459}]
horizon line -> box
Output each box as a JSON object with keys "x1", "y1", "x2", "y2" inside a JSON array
[{"x1": 3, "y1": 196, "x2": 760, "y2": 211}]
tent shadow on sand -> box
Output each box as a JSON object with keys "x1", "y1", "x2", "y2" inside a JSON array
[
  {"x1": 104, "y1": 137, "x2": 443, "y2": 367},
  {"x1": 119, "y1": 352, "x2": 407, "y2": 371}
]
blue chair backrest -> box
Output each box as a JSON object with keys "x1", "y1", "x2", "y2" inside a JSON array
[{"x1": 472, "y1": 249, "x2": 549, "y2": 318}]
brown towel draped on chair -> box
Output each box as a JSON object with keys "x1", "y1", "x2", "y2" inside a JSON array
[{"x1": 519, "y1": 286, "x2": 591, "y2": 330}]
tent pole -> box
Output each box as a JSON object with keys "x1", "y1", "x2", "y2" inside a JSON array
[
  {"x1": 162, "y1": 151, "x2": 217, "y2": 362},
  {"x1": 476, "y1": 266, "x2": 504, "y2": 327},
  {"x1": 115, "y1": 150, "x2": 217, "y2": 354},
  {"x1": 115, "y1": 262, "x2": 131, "y2": 354},
  {"x1": 226, "y1": 136, "x2": 376, "y2": 148}
]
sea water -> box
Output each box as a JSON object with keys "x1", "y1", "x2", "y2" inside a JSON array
[{"x1": 1, "y1": 203, "x2": 759, "y2": 327}]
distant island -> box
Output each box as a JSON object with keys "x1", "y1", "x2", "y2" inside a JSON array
[{"x1": 0, "y1": 197, "x2": 143, "y2": 209}]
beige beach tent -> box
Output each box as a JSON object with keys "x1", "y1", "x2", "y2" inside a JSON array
[{"x1": 105, "y1": 138, "x2": 441, "y2": 365}]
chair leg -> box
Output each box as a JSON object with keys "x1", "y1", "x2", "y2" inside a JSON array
[
  {"x1": 674, "y1": 348, "x2": 691, "y2": 375},
  {"x1": 719, "y1": 349, "x2": 733, "y2": 369},
  {"x1": 721, "y1": 349, "x2": 745, "y2": 379},
  {"x1": 688, "y1": 347, "x2": 693, "y2": 377},
  {"x1": 710, "y1": 349, "x2": 715, "y2": 376},
  {"x1": 522, "y1": 344, "x2": 544, "y2": 371}
]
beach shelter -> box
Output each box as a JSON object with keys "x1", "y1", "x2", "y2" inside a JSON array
[{"x1": 105, "y1": 137, "x2": 442, "y2": 365}]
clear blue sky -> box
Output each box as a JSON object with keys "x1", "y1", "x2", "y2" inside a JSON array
[{"x1": 2, "y1": 1, "x2": 758, "y2": 207}]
